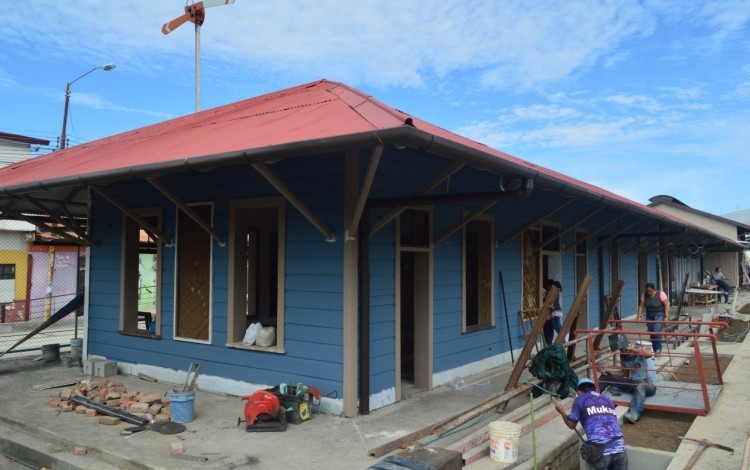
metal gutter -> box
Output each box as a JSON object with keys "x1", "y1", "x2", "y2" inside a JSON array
[{"x1": 0, "y1": 125, "x2": 742, "y2": 248}]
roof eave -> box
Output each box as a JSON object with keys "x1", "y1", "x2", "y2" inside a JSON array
[{"x1": 1, "y1": 125, "x2": 743, "y2": 249}]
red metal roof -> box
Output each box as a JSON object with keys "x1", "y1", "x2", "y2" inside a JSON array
[
  {"x1": 0, "y1": 80, "x2": 577, "y2": 193},
  {"x1": 0, "y1": 79, "x2": 741, "y2": 247}
]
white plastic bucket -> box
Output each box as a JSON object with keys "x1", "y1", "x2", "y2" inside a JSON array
[{"x1": 489, "y1": 420, "x2": 521, "y2": 463}]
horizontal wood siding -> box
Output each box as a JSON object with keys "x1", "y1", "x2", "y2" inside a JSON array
[
  {"x1": 85, "y1": 145, "x2": 627, "y2": 402},
  {"x1": 368, "y1": 223, "x2": 395, "y2": 395},
  {"x1": 87, "y1": 155, "x2": 347, "y2": 395}
]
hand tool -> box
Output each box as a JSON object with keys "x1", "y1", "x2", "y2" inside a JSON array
[{"x1": 680, "y1": 436, "x2": 734, "y2": 470}]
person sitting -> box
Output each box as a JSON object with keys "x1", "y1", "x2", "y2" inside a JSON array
[
  {"x1": 598, "y1": 334, "x2": 656, "y2": 424},
  {"x1": 713, "y1": 267, "x2": 731, "y2": 304}
]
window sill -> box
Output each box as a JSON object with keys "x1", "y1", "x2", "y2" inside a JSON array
[
  {"x1": 227, "y1": 341, "x2": 285, "y2": 354},
  {"x1": 119, "y1": 330, "x2": 160, "y2": 339},
  {"x1": 463, "y1": 324, "x2": 494, "y2": 334}
]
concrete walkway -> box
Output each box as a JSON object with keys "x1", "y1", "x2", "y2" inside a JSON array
[{"x1": 1, "y1": 292, "x2": 748, "y2": 470}]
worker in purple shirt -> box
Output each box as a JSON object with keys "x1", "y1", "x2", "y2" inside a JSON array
[{"x1": 555, "y1": 377, "x2": 628, "y2": 469}]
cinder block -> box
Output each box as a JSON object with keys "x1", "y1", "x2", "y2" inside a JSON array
[
  {"x1": 83, "y1": 359, "x2": 98, "y2": 375},
  {"x1": 94, "y1": 361, "x2": 117, "y2": 378}
]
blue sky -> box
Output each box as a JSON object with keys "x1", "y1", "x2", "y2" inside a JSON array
[{"x1": 2, "y1": 1, "x2": 749, "y2": 215}]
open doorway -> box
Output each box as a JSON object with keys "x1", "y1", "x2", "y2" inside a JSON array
[
  {"x1": 399, "y1": 250, "x2": 431, "y2": 398},
  {"x1": 396, "y1": 209, "x2": 432, "y2": 401},
  {"x1": 541, "y1": 223, "x2": 562, "y2": 341}
]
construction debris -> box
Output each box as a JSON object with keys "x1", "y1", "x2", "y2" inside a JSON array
[
  {"x1": 171, "y1": 453, "x2": 209, "y2": 462},
  {"x1": 51, "y1": 378, "x2": 174, "y2": 425},
  {"x1": 170, "y1": 442, "x2": 184, "y2": 455},
  {"x1": 98, "y1": 416, "x2": 121, "y2": 426}
]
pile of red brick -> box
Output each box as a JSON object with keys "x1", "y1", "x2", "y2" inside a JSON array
[{"x1": 48, "y1": 378, "x2": 173, "y2": 422}]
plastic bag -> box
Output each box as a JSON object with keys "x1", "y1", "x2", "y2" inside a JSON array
[
  {"x1": 255, "y1": 326, "x2": 276, "y2": 347},
  {"x1": 242, "y1": 322, "x2": 262, "y2": 345}
]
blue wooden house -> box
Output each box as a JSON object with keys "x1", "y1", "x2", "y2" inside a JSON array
[{"x1": 0, "y1": 80, "x2": 742, "y2": 417}]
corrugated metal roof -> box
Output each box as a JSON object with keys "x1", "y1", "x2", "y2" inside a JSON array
[
  {"x1": 0, "y1": 80, "x2": 588, "y2": 194},
  {"x1": 0, "y1": 79, "x2": 741, "y2": 247}
]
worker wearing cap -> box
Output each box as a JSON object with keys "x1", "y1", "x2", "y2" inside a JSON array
[
  {"x1": 555, "y1": 377, "x2": 627, "y2": 469},
  {"x1": 599, "y1": 335, "x2": 657, "y2": 424}
]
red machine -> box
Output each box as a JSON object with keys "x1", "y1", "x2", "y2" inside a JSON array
[{"x1": 238, "y1": 390, "x2": 287, "y2": 432}]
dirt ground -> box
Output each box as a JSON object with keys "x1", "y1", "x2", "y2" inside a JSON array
[{"x1": 620, "y1": 304, "x2": 748, "y2": 452}]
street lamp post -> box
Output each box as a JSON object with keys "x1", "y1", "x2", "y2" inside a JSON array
[{"x1": 60, "y1": 64, "x2": 116, "y2": 150}]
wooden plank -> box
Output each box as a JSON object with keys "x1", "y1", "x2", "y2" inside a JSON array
[
  {"x1": 369, "y1": 336, "x2": 590, "y2": 458},
  {"x1": 519, "y1": 309, "x2": 543, "y2": 354},
  {"x1": 445, "y1": 395, "x2": 553, "y2": 454},
  {"x1": 673, "y1": 272, "x2": 690, "y2": 320},
  {"x1": 433, "y1": 382, "x2": 538, "y2": 438},
  {"x1": 460, "y1": 406, "x2": 562, "y2": 465},
  {"x1": 32, "y1": 379, "x2": 80, "y2": 391},
  {"x1": 505, "y1": 286, "x2": 558, "y2": 391},
  {"x1": 556, "y1": 275, "x2": 593, "y2": 361},
  {"x1": 593, "y1": 279, "x2": 625, "y2": 350},
  {"x1": 461, "y1": 441, "x2": 490, "y2": 466},
  {"x1": 188, "y1": 363, "x2": 202, "y2": 391}
]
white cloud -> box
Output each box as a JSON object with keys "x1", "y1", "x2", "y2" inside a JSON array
[
  {"x1": 510, "y1": 104, "x2": 582, "y2": 121},
  {"x1": 71, "y1": 93, "x2": 173, "y2": 118},
  {"x1": 0, "y1": 1, "x2": 658, "y2": 91}
]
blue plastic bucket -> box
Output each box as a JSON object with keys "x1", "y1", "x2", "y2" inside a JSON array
[{"x1": 169, "y1": 392, "x2": 195, "y2": 423}]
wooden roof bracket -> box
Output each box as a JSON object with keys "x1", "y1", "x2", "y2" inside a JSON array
[
  {"x1": 57, "y1": 201, "x2": 87, "y2": 239},
  {"x1": 18, "y1": 194, "x2": 89, "y2": 241},
  {"x1": 531, "y1": 206, "x2": 605, "y2": 251},
  {"x1": 434, "y1": 201, "x2": 497, "y2": 246},
  {"x1": 369, "y1": 161, "x2": 465, "y2": 237},
  {"x1": 0, "y1": 204, "x2": 94, "y2": 247},
  {"x1": 495, "y1": 197, "x2": 574, "y2": 247},
  {"x1": 347, "y1": 146, "x2": 383, "y2": 237},
  {"x1": 563, "y1": 212, "x2": 626, "y2": 252},
  {"x1": 147, "y1": 177, "x2": 225, "y2": 246},
  {"x1": 588, "y1": 218, "x2": 645, "y2": 252},
  {"x1": 251, "y1": 162, "x2": 335, "y2": 241},
  {"x1": 91, "y1": 186, "x2": 173, "y2": 245}
]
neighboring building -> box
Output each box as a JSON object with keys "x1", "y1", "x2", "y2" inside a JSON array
[
  {"x1": 0, "y1": 81, "x2": 743, "y2": 417},
  {"x1": 649, "y1": 195, "x2": 750, "y2": 289},
  {"x1": 723, "y1": 208, "x2": 750, "y2": 228},
  {"x1": 0, "y1": 132, "x2": 49, "y2": 168},
  {"x1": 0, "y1": 133, "x2": 51, "y2": 322},
  {"x1": 0, "y1": 220, "x2": 34, "y2": 321},
  {"x1": 1, "y1": 133, "x2": 79, "y2": 324}
]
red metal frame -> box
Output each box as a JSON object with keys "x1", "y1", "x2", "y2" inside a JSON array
[{"x1": 577, "y1": 318, "x2": 727, "y2": 416}]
